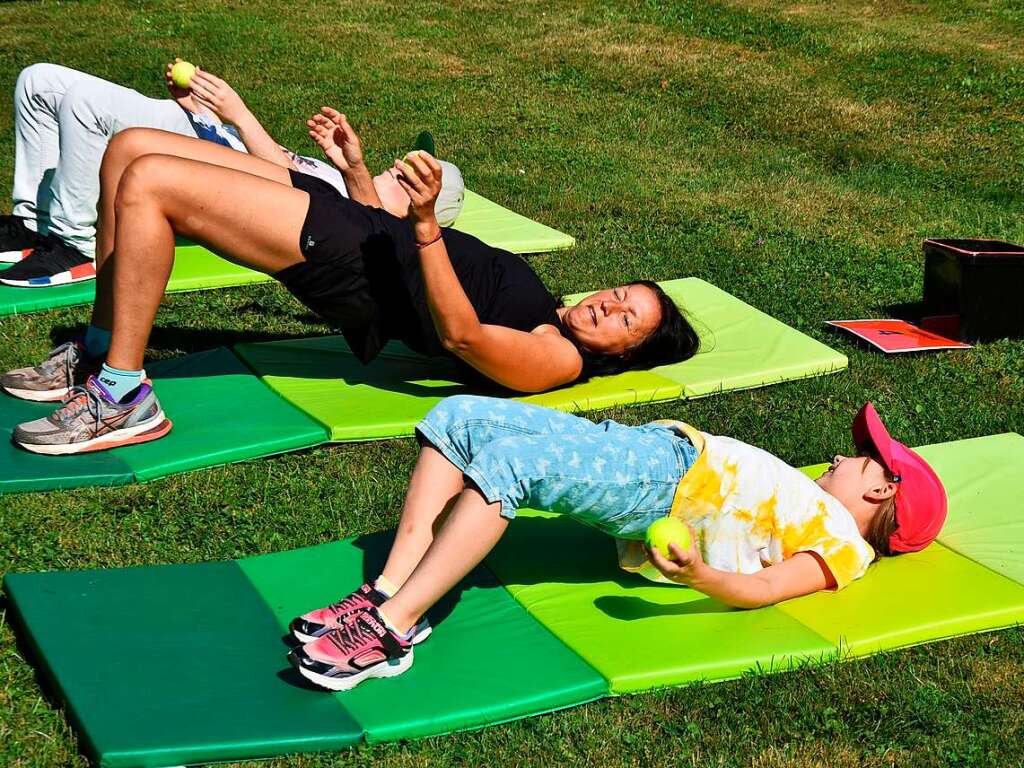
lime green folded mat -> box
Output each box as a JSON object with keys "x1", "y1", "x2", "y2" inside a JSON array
[
  {"x1": 6, "y1": 434, "x2": 1023, "y2": 767},
  {"x1": 0, "y1": 347, "x2": 326, "y2": 493},
  {"x1": 0, "y1": 279, "x2": 843, "y2": 494},
  {"x1": 236, "y1": 277, "x2": 849, "y2": 441},
  {"x1": 484, "y1": 433, "x2": 1024, "y2": 693},
  {"x1": 4, "y1": 535, "x2": 605, "y2": 768},
  {"x1": 0, "y1": 192, "x2": 574, "y2": 317}
]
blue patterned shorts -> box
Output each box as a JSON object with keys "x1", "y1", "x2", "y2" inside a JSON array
[{"x1": 416, "y1": 395, "x2": 698, "y2": 539}]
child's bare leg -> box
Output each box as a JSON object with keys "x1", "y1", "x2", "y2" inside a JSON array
[
  {"x1": 380, "y1": 486, "x2": 508, "y2": 634},
  {"x1": 378, "y1": 445, "x2": 466, "y2": 590},
  {"x1": 102, "y1": 154, "x2": 309, "y2": 370},
  {"x1": 92, "y1": 128, "x2": 293, "y2": 330}
]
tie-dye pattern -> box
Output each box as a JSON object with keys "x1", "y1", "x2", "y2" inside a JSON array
[{"x1": 618, "y1": 424, "x2": 875, "y2": 590}]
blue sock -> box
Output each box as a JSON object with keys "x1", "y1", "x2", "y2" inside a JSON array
[
  {"x1": 97, "y1": 363, "x2": 143, "y2": 402},
  {"x1": 83, "y1": 325, "x2": 112, "y2": 359}
]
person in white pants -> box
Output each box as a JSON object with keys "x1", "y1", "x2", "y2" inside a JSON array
[
  {"x1": 0, "y1": 62, "x2": 465, "y2": 288},
  {"x1": 1, "y1": 64, "x2": 206, "y2": 285}
]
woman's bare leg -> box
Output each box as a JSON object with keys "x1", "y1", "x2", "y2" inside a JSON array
[
  {"x1": 92, "y1": 128, "x2": 294, "y2": 329},
  {"x1": 380, "y1": 488, "x2": 509, "y2": 634},
  {"x1": 378, "y1": 445, "x2": 467, "y2": 590},
  {"x1": 103, "y1": 153, "x2": 309, "y2": 370}
]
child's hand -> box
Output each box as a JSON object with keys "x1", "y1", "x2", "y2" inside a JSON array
[{"x1": 648, "y1": 525, "x2": 706, "y2": 586}]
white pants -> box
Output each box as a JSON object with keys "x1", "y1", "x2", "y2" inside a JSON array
[{"x1": 12, "y1": 64, "x2": 197, "y2": 258}]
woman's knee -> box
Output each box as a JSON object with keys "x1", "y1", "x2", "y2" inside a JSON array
[{"x1": 113, "y1": 154, "x2": 170, "y2": 211}]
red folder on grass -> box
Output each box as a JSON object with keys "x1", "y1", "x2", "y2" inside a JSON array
[{"x1": 827, "y1": 319, "x2": 972, "y2": 353}]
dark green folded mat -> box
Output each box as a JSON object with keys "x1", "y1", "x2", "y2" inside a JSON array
[
  {"x1": 0, "y1": 347, "x2": 326, "y2": 493},
  {"x1": 4, "y1": 536, "x2": 605, "y2": 768},
  {"x1": 0, "y1": 193, "x2": 574, "y2": 317},
  {"x1": 6, "y1": 434, "x2": 1022, "y2": 766}
]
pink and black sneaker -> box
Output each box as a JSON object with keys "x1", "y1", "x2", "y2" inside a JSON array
[
  {"x1": 290, "y1": 582, "x2": 432, "y2": 644},
  {"x1": 288, "y1": 606, "x2": 413, "y2": 691}
]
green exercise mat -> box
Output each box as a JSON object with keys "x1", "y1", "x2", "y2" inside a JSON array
[
  {"x1": 4, "y1": 536, "x2": 604, "y2": 767},
  {"x1": 485, "y1": 434, "x2": 1024, "y2": 692},
  {"x1": 236, "y1": 278, "x2": 848, "y2": 441},
  {"x1": 450, "y1": 190, "x2": 574, "y2": 253},
  {"x1": 917, "y1": 432, "x2": 1024, "y2": 587},
  {"x1": 0, "y1": 242, "x2": 272, "y2": 317},
  {"x1": 0, "y1": 347, "x2": 326, "y2": 494},
  {"x1": 484, "y1": 510, "x2": 836, "y2": 694},
  {"x1": 0, "y1": 192, "x2": 574, "y2": 317}
]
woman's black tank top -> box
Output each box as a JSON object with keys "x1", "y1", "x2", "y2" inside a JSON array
[{"x1": 379, "y1": 224, "x2": 563, "y2": 361}]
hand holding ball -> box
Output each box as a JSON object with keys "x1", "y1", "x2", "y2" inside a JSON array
[
  {"x1": 171, "y1": 61, "x2": 196, "y2": 89},
  {"x1": 645, "y1": 517, "x2": 692, "y2": 559}
]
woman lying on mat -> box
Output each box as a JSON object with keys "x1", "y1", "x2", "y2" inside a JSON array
[
  {"x1": 286, "y1": 396, "x2": 946, "y2": 691},
  {"x1": 2, "y1": 117, "x2": 699, "y2": 455}
]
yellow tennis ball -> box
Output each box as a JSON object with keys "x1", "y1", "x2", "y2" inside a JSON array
[
  {"x1": 171, "y1": 61, "x2": 196, "y2": 89},
  {"x1": 403, "y1": 150, "x2": 420, "y2": 164},
  {"x1": 645, "y1": 517, "x2": 692, "y2": 559}
]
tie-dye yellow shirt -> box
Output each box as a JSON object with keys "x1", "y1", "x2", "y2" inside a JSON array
[{"x1": 618, "y1": 423, "x2": 875, "y2": 590}]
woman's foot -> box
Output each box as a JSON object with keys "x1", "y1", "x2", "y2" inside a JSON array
[
  {"x1": 1, "y1": 340, "x2": 102, "y2": 402},
  {"x1": 12, "y1": 376, "x2": 171, "y2": 455},
  {"x1": 288, "y1": 607, "x2": 414, "y2": 692},
  {"x1": 290, "y1": 583, "x2": 432, "y2": 644}
]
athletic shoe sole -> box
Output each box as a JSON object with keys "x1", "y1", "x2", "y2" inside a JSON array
[
  {"x1": 291, "y1": 622, "x2": 432, "y2": 646},
  {"x1": 15, "y1": 413, "x2": 173, "y2": 455},
  {"x1": 1, "y1": 383, "x2": 73, "y2": 402},
  {"x1": 0, "y1": 261, "x2": 96, "y2": 287},
  {"x1": 0, "y1": 248, "x2": 31, "y2": 263},
  {"x1": 288, "y1": 649, "x2": 413, "y2": 692}
]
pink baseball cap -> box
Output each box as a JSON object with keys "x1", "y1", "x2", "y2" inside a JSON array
[{"x1": 851, "y1": 402, "x2": 948, "y2": 553}]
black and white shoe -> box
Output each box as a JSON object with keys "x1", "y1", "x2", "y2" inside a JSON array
[
  {"x1": 0, "y1": 236, "x2": 95, "y2": 287},
  {"x1": 0, "y1": 215, "x2": 46, "y2": 263}
]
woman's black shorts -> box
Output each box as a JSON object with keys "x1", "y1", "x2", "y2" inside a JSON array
[{"x1": 275, "y1": 170, "x2": 400, "y2": 362}]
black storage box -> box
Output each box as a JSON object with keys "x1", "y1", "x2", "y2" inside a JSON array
[{"x1": 922, "y1": 238, "x2": 1024, "y2": 342}]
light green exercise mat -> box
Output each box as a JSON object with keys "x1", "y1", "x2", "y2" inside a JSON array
[
  {"x1": 0, "y1": 193, "x2": 574, "y2": 317},
  {"x1": 236, "y1": 278, "x2": 848, "y2": 441},
  {"x1": 484, "y1": 433, "x2": 1024, "y2": 693}
]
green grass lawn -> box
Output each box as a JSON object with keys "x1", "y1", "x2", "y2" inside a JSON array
[{"x1": 2, "y1": 0, "x2": 1023, "y2": 765}]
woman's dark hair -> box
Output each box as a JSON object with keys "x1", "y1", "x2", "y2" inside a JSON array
[{"x1": 561, "y1": 280, "x2": 701, "y2": 380}]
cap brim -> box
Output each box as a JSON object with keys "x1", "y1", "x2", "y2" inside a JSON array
[{"x1": 852, "y1": 402, "x2": 896, "y2": 474}]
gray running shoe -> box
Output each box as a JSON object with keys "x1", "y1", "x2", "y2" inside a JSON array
[
  {"x1": 13, "y1": 376, "x2": 172, "y2": 455},
  {"x1": 1, "y1": 340, "x2": 100, "y2": 402}
]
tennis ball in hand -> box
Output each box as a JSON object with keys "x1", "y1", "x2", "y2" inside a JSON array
[
  {"x1": 645, "y1": 517, "x2": 692, "y2": 559},
  {"x1": 171, "y1": 61, "x2": 196, "y2": 89}
]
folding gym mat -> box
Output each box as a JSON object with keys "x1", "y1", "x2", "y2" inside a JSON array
[
  {"x1": 0, "y1": 347, "x2": 326, "y2": 493},
  {"x1": 235, "y1": 277, "x2": 849, "y2": 441},
  {"x1": 484, "y1": 433, "x2": 1024, "y2": 691},
  {"x1": 4, "y1": 535, "x2": 605, "y2": 768},
  {"x1": 0, "y1": 192, "x2": 575, "y2": 317},
  {"x1": 6, "y1": 434, "x2": 1022, "y2": 767},
  {"x1": 0, "y1": 278, "x2": 845, "y2": 494}
]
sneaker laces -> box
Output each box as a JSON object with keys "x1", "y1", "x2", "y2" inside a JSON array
[
  {"x1": 57, "y1": 384, "x2": 106, "y2": 433},
  {"x1": 324, "y1": 588, "x2": 372, "y2": 620},
  {"x1": 327, "y1": 613, "x2": 377, "y2": 655},
  {"x1": 45, "y1": 341, "x2": 80, "y2": 387}
]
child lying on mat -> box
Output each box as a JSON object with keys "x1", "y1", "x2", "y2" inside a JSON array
[{"x1": 287, "y1": 396, "x2": 947, "y2": 691}]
